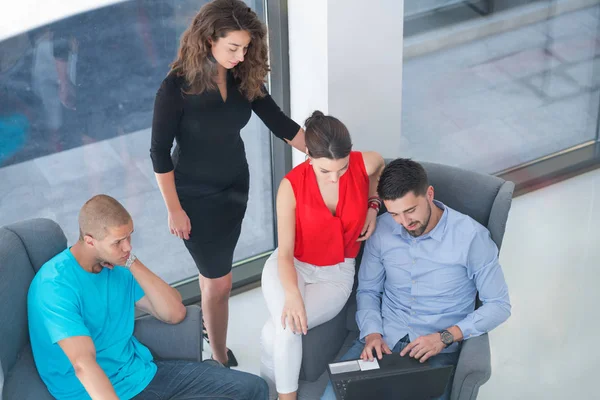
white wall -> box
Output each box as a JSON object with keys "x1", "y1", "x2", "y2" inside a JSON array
[
  {"x1": 288, "y1": 0, "x2": 330, "y2": 165},
  {"x1": 288, "y1": 0, "x2": 404, "y2": 165}
]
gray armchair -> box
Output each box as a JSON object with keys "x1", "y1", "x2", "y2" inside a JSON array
[
  {"x1": 297, "y1": 161, "x2": 515, "y2": 400},
  {"x1": 0, "y1": 218, "x2": 203, "y2": 400}
]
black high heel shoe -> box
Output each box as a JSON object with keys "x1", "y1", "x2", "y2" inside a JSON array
[{"x1": 202, "y1": 318, "x2": 239, "y2": 368}]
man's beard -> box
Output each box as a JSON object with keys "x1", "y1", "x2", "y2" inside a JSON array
[{"x1": 406, "y1": 202, "x2": 432, "y2": 238}]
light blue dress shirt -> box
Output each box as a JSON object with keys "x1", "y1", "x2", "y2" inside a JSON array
[{"x1": 356, "y1": 200, "x2": 511, "y2": 353}]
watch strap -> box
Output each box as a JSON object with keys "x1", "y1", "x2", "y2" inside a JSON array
[{"x1": 124, "y1": 254, "x2": 136, "y2": 269}]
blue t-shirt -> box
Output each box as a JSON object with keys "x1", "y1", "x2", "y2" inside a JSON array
[{"x1": 28, "y1": 248, "x2": 157, "y2": 400}]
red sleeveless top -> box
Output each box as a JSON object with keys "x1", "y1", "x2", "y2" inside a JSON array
[{"x1": 286, "y1": 151, "x2": 369, "y2": 266}]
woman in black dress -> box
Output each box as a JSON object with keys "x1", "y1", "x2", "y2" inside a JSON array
[{"x1": 150, "y1": 0, "x2": 305, "y2": 367}]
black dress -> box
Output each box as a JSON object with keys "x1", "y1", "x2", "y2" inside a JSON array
[{"x1": 150, "y1": 72, "x2": 299, "y2": 279}]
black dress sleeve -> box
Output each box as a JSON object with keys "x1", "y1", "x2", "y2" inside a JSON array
[
  {"x1": 251, "y1": 86, "x2": 301, "y2": 142},
  {"x1": 150, "y1": 75, "x2": 184, "y2": 173}
]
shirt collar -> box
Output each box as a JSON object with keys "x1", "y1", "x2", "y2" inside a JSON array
[{"x1": 393, "y1": 200, "x2": 448, "y2": 242}]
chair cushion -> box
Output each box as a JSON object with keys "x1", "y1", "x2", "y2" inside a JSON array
[
  {"x1": 345, "y1": 296, "x2": 359, "y2": 333},
  {"x1": 420, "y1": 161, "x2": 504, "y2": 230},
  {"x1": 4, "y1": 218, "x2": 67, "y2": 273},
  {"x1": 300, "y1": 303, "x2": 349, "y2": 382},
  {"x1": 3, "y1": 345, "x2": 53, "y2": 400},
  {"x1": 0, "y1": 228, "x2": 35, "y2": 377},
  {"x1": 298, "y1": 332, "x2": 357, "y2": 400}
]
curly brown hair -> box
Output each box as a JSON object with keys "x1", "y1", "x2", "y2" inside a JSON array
[{"x1": 170, "y1": 0, "x2": 269, "y2": 101}]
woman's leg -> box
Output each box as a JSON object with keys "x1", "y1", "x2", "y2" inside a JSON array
[
  {"x1": 286, "y1": 259, "x2": 355, "y2": 400},
  {"x1": 199, "y1": 272, "x2": 232, "y2": 365},
  {"x1": 261, "y1": 255, "x2": 355, "y2": 400},
  {"x1": 261, "y1": 250, "x2": 308, "y2": 400},
  {"x1": 260, "y1": 319, "x2": 278, "y2": 400},
  {"x1": 183, "y1": 214, "x2": 243, "y2": 367},
  {"x1": 303, "y1": 260, "x2": 355, "y2": 328}
]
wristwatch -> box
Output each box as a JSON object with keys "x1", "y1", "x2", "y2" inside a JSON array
[
  {"x1": 439, "y1": 330, "x2": 454, "y2": 347},
  {"x1": 124, "y1": 253, "x2": 137, "y2": 270}
]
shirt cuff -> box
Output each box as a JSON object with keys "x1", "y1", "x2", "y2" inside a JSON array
[
  {"x1": 50, "y1": 330, "x2": 91, "y2": 345},
  {"x1": 456, "y1": 317, "x2": 480, "y2": 340}
]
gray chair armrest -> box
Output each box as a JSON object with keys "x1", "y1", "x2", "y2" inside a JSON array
[
  {"x1": 488, "y1": 181, "x2": 515, "y2": 251},
  {"x1": 300, "y1": 305, "x2": 348, "y2": 382},
  {"x1": 451, "y1": 334, "x2": 491, "y2": 400},
  {"x1": 134, "y1": 305, "x2": 203, "y2": 362}
]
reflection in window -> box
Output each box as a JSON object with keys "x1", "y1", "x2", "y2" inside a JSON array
[
  {"x1": 402, "y1": 1, "x2": 600, "y2": 173},
  {"x1": 0, "y1": 0, "x2": 274, "y2": 284}
]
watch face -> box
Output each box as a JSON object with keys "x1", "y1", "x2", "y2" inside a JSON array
[{"x1": 441, "y1": 331, "x2": 453, "y2": 345}]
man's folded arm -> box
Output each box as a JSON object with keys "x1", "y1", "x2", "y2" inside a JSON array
[{"x1": 456, "y1": 229, "x2": 511, "y2": 339}]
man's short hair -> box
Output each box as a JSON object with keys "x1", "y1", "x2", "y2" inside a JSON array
[
  {"x1": 377, "y1": 158, "x2": 429, "y2": 201},
  {"x1": 78, "y1": 195, "x2": 131, "y2": 240}
]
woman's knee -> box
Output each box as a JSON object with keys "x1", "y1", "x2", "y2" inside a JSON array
[
  {"x1": 261, "y1": 251, "x2": 279, "y2": 282},
  {"x1": 261, "y1": 251, "x2": 285, "y2": 303},
  {"x1": 201, "y1": 274, "x2": 232, "y2": 301},
  {"x1": 274, "y1": 325, "x2": 302, "y2": 346},
  {"x1": 261, "y1": 320, "x2": 276, "y2": 346}
]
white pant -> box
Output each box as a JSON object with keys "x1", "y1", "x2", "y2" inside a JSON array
[{"x1": 260, "y1": 250, "x2": 355, "y2": 397}]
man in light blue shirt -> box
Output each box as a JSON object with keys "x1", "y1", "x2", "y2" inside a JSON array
[
  {"x1": 28, "y1": 194, "x2": 268, "y2": 400},
  {"x1": 322, "y1": 159, "x2": 511, "y2": 400}
]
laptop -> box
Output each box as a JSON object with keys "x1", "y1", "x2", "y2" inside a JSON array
[{"x1": 327, "y1": 353, "x2": 454, "y2": 400}]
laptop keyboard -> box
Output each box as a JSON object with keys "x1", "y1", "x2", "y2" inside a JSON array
[
  {"x1": 334, "y1": 376, "x2": 368, "y2": 400},
  {"x1": 334, "y1": 379, "x2": 349, "y2": 399}
]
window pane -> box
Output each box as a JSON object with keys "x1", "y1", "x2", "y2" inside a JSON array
[
  {"x1": 0, "y1": 0, "x2": 274, "y2": 284},
  {"x1": 402, "y1": 1, "x2": 600, "y2": 174}
]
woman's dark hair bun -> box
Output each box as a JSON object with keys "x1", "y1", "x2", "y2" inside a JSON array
[
  {"x1": 304, "y1": 110, "x2": 352, "y2": 160},
  {"x1": 305, "y1": 110, "x2": 325, "y2": 128}
]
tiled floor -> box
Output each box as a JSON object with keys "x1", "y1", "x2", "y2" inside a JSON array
[
  {"x1": 402, "y1": 5, "x2": 600, "y2": 174},
  {"x1": 222, "y1": 167, "x2": 600, "y2": 400}
]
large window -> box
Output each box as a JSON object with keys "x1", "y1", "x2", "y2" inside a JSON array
[
  {"x1": 0, "y1": 0, "x2": 279, "y2": 285},
  {"x1": 402, "y1": 0, "x2": 600, "y2": 177}
]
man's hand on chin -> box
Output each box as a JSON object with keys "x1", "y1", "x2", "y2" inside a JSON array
[
  {"x1": 400, "y1": 333, "x2": 445, "y2": 363},
  {"x1": 100, "y1": 262, "x2": 115, "y2": 270}
]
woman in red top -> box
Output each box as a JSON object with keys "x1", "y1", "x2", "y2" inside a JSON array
[{"x1": 260, "y1": 111, "x2": 385, "y2": 400}]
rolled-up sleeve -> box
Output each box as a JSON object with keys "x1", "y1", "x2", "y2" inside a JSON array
[
  {"x1": 456, "y1": 229, "x2": 511, "y2": 339},
  {"x1": 252, "y1": 86, "x2": 300, "y2": 142},
  {"x1": 150, "y1": 76, "x2": 183, "y2": 173},
  {"x1": 356, "y1": 233, "x2": 386, "y2": 340}
]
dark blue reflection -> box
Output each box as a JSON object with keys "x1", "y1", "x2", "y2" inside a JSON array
[{"x1": 0, "y1": 0, "x2": 210, "y2": 167}]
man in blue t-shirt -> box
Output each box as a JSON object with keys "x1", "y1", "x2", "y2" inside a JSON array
[{"x1": 28, "y1": 194, "x2": 267, "y2": 400}]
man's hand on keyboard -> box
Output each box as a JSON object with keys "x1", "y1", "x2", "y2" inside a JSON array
[
  {"x1": 400, "y1": 333, "x2": 445, "y2": 363},
  {"x1": 361, "y1": 333, "x2": 392, "y2": 361}
]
